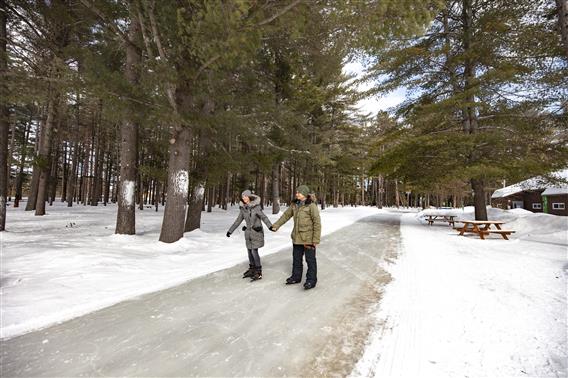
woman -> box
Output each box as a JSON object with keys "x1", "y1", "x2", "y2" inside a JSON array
[
  {"x1": 226, "y1": 190, "x2": 273, "y2": 281},
  {"x1": 269, "y1": 185, "x2": 321, "y2": 290}
]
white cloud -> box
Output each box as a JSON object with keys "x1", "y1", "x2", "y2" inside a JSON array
[{"x1": 343, "y1": 60, "x2": 407, "y2": 116}]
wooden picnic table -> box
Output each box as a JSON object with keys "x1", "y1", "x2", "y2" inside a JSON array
[
  {"x1": 455, "y1": 220, "x2": 516, "y2": 240},
  {"x1": 423, "y1": 214, "x2": 457, "y2": 227}
]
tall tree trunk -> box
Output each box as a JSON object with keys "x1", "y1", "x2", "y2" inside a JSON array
[
  {"x1": 332, "y1": 175, "x2": 338, "y2": 208},
  {"x1": 47, "y1": 136, "x2": 60, "y2": 205},
  {"x1": 0, "y1": 0, "x2": 8, "y2": 230},
  {"x1": 216, "y1": 181, "x2": 223, "y2": 208},
  {"x1": 159, "y1": 127, "x2": 191, "y2": 242},
  {"x1": 61, "y1": 141, "x2": 68, "y2": 201},
  {"x1": 7, "y1": 110, "x2": 15, "y2": 201},
  {"x1": 14, "y1": 116, "x2": 31, "y2": 208},
  {"x1": 90, "y1": 121, "x2": 101, "y2": 206},
  {"x1": 271, "y1": 161, "x2": 280, "y2": 213},
  {"x1": 206, "y1": 184, "x2": 214, "y2": 213},
  {"x1": 319, "y1": 174, "x2": 326, "y2": 210},
  {"x1": 138, "y1": 177, "x2": 144, "y2": 210},
  {"x1": 112, "y1": 172, "x2": 119, "y2": 203},
  {"x1": 25, "y1": 112, "x2": 44, "y2": 211},
  {"x1": 80, "y1": 128, "x2": 90, "y2": 205},
  {"x1": 557, "y1": 0, "x2": 568, "y2": 58},
  {"x1": 35, "y1": 87, "x2": 59, "y2": 216},
  {"x1": 103, "y1": 151, "x2": 112, "y2": 205},
  {"x1": 471, "y1": 178, "x2": 487, "y2": 220},
  {"x1": 115, "y1": 116, "x2": 138, "y2": 232},
  {"x1": 182, "y1": 96, "x2": 213, "y2": 232},
  {"x1": 260, "y1": 173, "x2": 265, "y2": 210},
  {"x1": 154, "y1": 180, "x2": 160, "y2": 211},
  {"x1": 115, "y1": 5, "x2": 141, "y2": 234},
  {"x1": 25, "y1": 165, "x2": 40, "y2": 210},
  {"x1": 223, "y1": 173, "x2": 230, "y2": 210},
  {"x1": 395, "y1": 180, "x2": 401, "y2": 208},
  {"x1": 93, "y1": 143, "x2": 103, "y2": 206},
  {"x1": 361, "y1": 176, "x2": 365, "y2": 206},
  {"x1": 462, "y1": 0, "x2": 486, "y2": 220},
  {"x1": 377, "y1": 175, "x2": 384, "y2": 209},
  {"x1": 185, "y1": 181, "x2": 205, "y2": 233},
  {"x1": 66, "y1": 141, "x2": 79, "y2": 206},
  {"x1": 136, "y1": 147, "x2": 144, "y2": 210}
]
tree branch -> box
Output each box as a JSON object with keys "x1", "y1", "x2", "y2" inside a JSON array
[
  {"x1": 143, "y1": 0, "x2": 177, "y2": 111},
  {"x1": 4, "y1": 3, "x2": 44, "y2": 39},
  {"x1": 193, "y1": 54, "x2": 221, "y2": 81},
  {"x1": 79, "y1": 0, "x2": 132, "y2": 47},
  {"x1": 255, "y1": 0, "x2": 303, "y2": 27},
  {"x1": 266, "y1": 140, "x2": 311, "y2": 155},
  {"x1": 137, "y1": 6, "x2": 154, "y2": 60},
  {"x1": 144, "y1": 0, "x2": 167, "y2": 62}
]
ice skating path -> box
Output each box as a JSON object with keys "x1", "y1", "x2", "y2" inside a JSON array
[{"x1": 1, "y1": 213, "x2": 401, "y2": 377}]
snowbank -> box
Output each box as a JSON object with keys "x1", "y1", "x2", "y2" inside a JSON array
[
  {"x1": 1, "y1": 202, "x2": 378, "y2": 339},
  {"x1": 352, "y1": 208, "x2": 567, "y2": 378}
]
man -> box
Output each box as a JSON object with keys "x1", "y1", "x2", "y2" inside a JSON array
[{"x1": 270, "y1": 185, "x2": 321, "y2": 290}]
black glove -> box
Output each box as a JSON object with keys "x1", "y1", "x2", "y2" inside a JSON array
[
  {"x1": 252, "y1": 226, "x2": 262, "y2": 232},
  {"x1": 242, "y1": 226, "x2": 247, "y2": 231},
  {"x1": 226, "y1": 232, "x2": 231, "y2": 237}
]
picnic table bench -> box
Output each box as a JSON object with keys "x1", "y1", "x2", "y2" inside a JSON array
[
  {"x1": 455, "y1": 220, "x2": 516, "y2": 240},
  {"x1": 423, "y1": 214, "x2": 458, "y2": 227}
]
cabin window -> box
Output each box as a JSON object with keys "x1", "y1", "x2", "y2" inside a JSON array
[
  {"x1": 532, "y1": 203, "x2": 542, "y2": 210},
  {"x1": 512, "y1": 201, "x2": 523, "y2": 209},
  {"x1": 552, "y1": 203, "x2": 565, "y2": 210}
]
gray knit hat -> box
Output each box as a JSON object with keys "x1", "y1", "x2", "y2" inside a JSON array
[
  {"x1": 241, "y1": 190, "x2": 253, "y2": 198},
  {"x1": 296, "y1": 185, "x2": 310, "y2": 197}
]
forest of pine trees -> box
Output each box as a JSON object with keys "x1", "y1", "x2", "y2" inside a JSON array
[{"x1": 1, "y1": 1, "x2": 567, "y2": 241}]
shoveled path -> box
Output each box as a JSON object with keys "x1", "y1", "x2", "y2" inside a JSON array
[{"x1": 1, "y1": 213, "x2": 401, "y2": 377}]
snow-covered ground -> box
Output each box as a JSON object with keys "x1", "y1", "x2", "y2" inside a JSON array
[
  {"x1": 2, "y1": 202, "x2": 567, "y2": 377},
  {"x1": 352, "y1": 207, "x2": 567, "y2": 378},
  {"x1": 0, "y1": 201, "x2": 377, "y2": 339}
]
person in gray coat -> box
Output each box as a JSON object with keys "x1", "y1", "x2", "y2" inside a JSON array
[{"x1": 226, "y1": 190, "x2": 273, "y2": 281}]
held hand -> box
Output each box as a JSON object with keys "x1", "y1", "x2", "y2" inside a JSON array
[
  {"x1": 304, "y1": 244, "x2": 316, "y2": 250},
  {"x1": 226, "y1": 232, "x2": 231, "y2": 238},
  {"x1": 269, "y1": 226, "x2": 276, "y2": 232},
  {"x1": 252, "y1": 226, "x2": 262, "y2": 232},
  {"x1": 242, "y1": 226, "x2": 247, "y2": 231}
]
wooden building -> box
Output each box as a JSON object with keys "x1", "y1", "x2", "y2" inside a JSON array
[
  {"x1": 491, "y1": 170, "x2": 568, "y2": 216},
  {"x1": 541, "y1": 188, "x2": 568, "y2": 217}
]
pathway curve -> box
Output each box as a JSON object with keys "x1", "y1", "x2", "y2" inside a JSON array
[{"x1": 1, "y1": 213, "x2": 401, "y2": 377}]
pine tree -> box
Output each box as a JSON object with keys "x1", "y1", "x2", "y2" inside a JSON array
[{"x1": 366, "y1": 0, "x2": 568, "y2": 219}]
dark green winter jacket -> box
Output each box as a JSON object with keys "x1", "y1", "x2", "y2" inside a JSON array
[{"x1": 272, "y1": 195, "x2": 321, "y2": 245}]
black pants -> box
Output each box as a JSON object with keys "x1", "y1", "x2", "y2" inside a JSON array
[
  {"x1": 291, "y1": 244, "x2": 317, "y2": 284},
  {"x1": 247, "y1": 248, "x2": 261, "y2": 267}
]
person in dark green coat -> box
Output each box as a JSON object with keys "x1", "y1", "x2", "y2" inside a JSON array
[{"x1": 270, "y1": 185, "x2": 321, "y2": 290}]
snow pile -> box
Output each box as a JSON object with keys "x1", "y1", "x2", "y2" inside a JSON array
[
  {"x1": 1, "y1": 202, "x2": 378, "y2": 339},
  {"x1": 352, "y1": 208, "x2": 567, "y2": 378}
]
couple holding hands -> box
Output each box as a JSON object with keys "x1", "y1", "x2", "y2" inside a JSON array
[{"x1": 226, "y1": 185, "x2": 321, "y2": 290}]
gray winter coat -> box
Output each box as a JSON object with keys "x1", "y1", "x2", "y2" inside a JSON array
[{"x1": 228, "y1": 196, "x2": 273, "y2": 249}]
